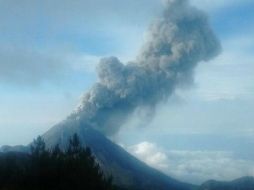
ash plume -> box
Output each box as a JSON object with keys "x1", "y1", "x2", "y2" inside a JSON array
[{"x1": 69, "y1": 0, "x2": 221, "y2": 135}]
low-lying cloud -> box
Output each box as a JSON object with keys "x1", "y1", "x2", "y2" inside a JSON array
[{"x1": 127, "y1": 141, "x2": 254, "y2": 184}]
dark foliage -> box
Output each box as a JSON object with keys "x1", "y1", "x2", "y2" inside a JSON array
[{"x1": 0, "y1": 134, "x2": 115, "y2": 190}]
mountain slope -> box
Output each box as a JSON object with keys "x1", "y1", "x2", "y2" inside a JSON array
[{"x1": 42, "y1": 117, "x2": 196, "y2": 190}]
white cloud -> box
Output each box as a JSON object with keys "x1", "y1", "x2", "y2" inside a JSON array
[
  {"x1": 126, "y1": 141, "x2": 254, "y2": 184},
  {"x1": 190, "y1": 0, "x2": 252, "y2": 12},
  {"x1": 192, "y1": 32, "x2": 254, "y2": 102},
  {"x1": 127, "y1": 142, "x2": 169, "y2": 170},
  {"x1": 0, "y1": 45, "x2": 100, "y2": 86},
  {"x1": 0, "y1": 46, "x2": 66, "y2": 85},
  {"x1": 0, "y1": 0, "x2": 161, "y2": 86},
  {"x1": 65, "y1": 53, "x2": 100, "y2": 73}
]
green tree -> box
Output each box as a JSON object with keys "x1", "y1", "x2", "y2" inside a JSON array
[
  {"x1": 30, "y1": 136, "x2": 46, "y2": 157},
  {"x1": 0, "y1": 134, "x2": 116, "y2": 190}
]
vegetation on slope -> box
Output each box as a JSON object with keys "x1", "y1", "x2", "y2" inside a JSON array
[{"x1": 0, "y1": 134, "x2": 114, "y2": 190}]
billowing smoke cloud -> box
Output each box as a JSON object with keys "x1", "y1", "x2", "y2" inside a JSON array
[{"x1": 69, "y1": 0, "x2": 221, "y2": 135}]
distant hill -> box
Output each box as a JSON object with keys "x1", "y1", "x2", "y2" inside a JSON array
[
  {"x1": 0, "y1": 145, "x2": 29, "y2": 153},
  {"x1": 199, "y1": 176, "x2": 254, "y2": 190}
]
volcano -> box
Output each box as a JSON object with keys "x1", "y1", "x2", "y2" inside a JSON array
[
  {"x1": 38, "y1": 117, "x2": 196, "y2": 190},
  {"x1": 1, "y1": 117, "x2": 197, "y2": 190}
]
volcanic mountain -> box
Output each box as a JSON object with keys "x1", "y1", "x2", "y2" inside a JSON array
[
  {"x1": 39, "y1": 117, "x2": 197, "y2": 190},
  {"x1": 1, "y1": 116, "x2": 197, "y2": 190}
]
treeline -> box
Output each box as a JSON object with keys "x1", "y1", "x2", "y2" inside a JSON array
[{"x1": 0, "y1": 134, "x2": 115, "y2": 190}]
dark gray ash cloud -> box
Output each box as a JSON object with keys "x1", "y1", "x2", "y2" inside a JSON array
[{"x1": 70, "y1": 0, "x2": 221, "y2": 135}]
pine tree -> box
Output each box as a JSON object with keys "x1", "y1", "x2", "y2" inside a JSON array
[{"x1": 0, "y1": 134, "x2": 116, "y2": 190}]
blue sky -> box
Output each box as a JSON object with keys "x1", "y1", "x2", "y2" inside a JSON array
[{"x1": 0, "y1": 0, "x2": 254, "y2": 184}]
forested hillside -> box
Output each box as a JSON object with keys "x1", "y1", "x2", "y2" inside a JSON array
[{"x1": 0, "y1": 134, "x2": 114, "y2": 190}]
